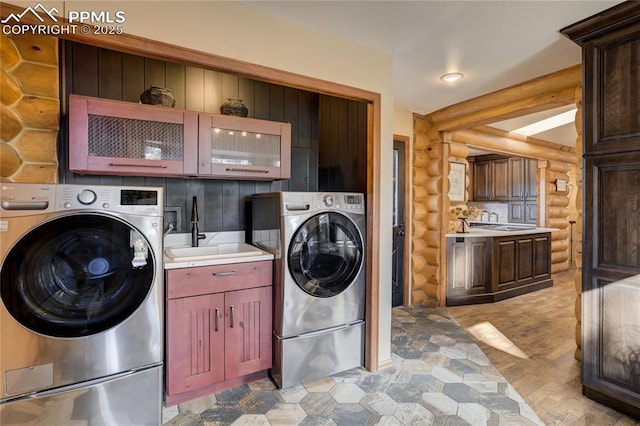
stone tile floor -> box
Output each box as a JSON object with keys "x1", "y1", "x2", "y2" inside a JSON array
[{"x1": 163, "y1": 306, "x2": 543, "y2": 425}]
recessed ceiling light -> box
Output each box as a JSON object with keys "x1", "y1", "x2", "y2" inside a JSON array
[{"x1": 440, "y1": 72, "x2": 464, "y2": 83}]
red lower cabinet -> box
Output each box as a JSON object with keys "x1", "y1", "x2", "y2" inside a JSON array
[{"x1": 165, "y1": 261, "x2": 272, "y2": 405}]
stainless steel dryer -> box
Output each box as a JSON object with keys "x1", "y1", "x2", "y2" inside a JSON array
[
  {"x1": 251, "y1": 192, "x2": 365, "y2": 388},
  {"x1": 0, "y1": 183, "x2": 163, "y2": 425}
]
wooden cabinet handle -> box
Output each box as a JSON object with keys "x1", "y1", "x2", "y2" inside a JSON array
[
  {"x1": 212, "y1": 270, "x2": 236, "y2": 277},
  {"x1": 230, "y1": 305, "x2": 235, "y2": 328},
  {"x1": 225, "y1": 168, "x2": 269, "y2": 174},
  {"x1": 215, "y1": 308, "x2": 220, "y2": 332},
  {"x1": 109, "y1": 162, "x2": 168, "y2": 168}
]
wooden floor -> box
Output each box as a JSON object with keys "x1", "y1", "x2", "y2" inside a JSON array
[{"x1": 448, "y1": 269, "x2": 639, "y2": 425}]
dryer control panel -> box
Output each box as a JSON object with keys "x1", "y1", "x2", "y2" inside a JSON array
[{"x1": 280, "y1": 192, "x2": 364, "y2": 215}]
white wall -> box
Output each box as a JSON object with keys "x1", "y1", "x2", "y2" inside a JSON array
[
  {"x1": 30, "y1": 0, "x2": 395, "y2": 364},
  {"x1": 393, "y1": 107, "x2": 414, "y2": 140}
]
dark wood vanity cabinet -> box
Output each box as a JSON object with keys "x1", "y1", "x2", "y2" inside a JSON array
[
  {"x1": 446, "y1": 232, "x2": 552, "y2": 306},
  {"x1": 562, "y1": 2, "x2": 640, "y2": 418}
]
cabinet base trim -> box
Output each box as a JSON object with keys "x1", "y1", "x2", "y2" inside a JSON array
[
  {"x1": 583, "y1": 385, "x2": 640, "y2": 419},
  {"x1": 165, "y1": 370, "x2": 267, "y2": 406},
  {"x1": 446, "y1": 278, "x2": 553, "y2": 306}
]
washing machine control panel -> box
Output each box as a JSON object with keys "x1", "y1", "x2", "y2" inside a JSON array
[
  {"x1": 77, "y1": 189, "x2": 97, "y2": 205},
  {"x1": 0, "y1": 184, "x2": 163, "y2": 218}
]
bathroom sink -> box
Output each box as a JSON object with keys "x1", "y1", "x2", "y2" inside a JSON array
[{"x1": 165, "y1": 243, "x2": 262, "y2": 261}]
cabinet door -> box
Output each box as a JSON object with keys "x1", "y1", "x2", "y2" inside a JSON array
[
  {"x1": 582, "y1": 24, "x2": 640, "y2": 155},
  {"x1": 473, "y1": 161, "x2": 492, "y2": 200},
  {"x1": 532, "y1": 234, "x2": 551, "y2": 279},
  {"x1": 496, "y1": 239, "x2": 517, "y2": 290},
  {"x1": 447, "y1": 239, "x2": 489, "y2": 296},
  {"x1": 166, "y1": 293, "x2": 225, "y2": 396},
  {"x1": 492, "y1": 158, "x2": 509, "y2": 201},
  {"x1": 508, "y1": 201, "x2": 525, "y2": 223},
  {"x1": 224, "y1": 286, "x2": 272, "y2": 379},
  {"x1": 68, "y1": 94, "x2": 198, "y2": 176},
  {"x1": 198, "y1": 113, "x2": 291, "y2": 180},
  {"x1": 525, "y1": 159, "x2": 539, "y2": 201},
  {"x1": 524, "y1": 202, "x2": 538, "y2": 225},
  {"x1": 508, "y1": 157, "x2": 525, "y2": 200},
  {"x1": 516, "y1": 237, "x2": 534, "y2": 282}
]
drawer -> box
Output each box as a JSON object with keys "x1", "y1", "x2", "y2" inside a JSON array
[{"x1": 166, "y1": 260, "x2": 272, "y2": 299}]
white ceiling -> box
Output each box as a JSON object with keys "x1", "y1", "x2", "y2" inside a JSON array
[{"x1": 240, "y1": 0, "x2": 621, "y2": 147}]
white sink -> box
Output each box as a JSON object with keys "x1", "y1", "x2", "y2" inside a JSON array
[{"x1": 164, "y1": 243, "x2": 263, "y2": 261}]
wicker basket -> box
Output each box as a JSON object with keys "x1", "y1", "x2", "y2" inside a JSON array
[{"x1": 220, "y1": 98, "x2": 248, "y2": 117}]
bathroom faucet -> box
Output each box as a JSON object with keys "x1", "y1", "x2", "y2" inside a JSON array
[
  {"x1": 164, "y1": 222, "x2": 176, "y2": 236},
  {"x1": 191, "y1": 196, "x2": 206, "y2": 247}
]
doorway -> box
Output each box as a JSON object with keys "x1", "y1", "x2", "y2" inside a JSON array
[{"x1": 392, "y1": 136, "x2": 409, "y2": 307}]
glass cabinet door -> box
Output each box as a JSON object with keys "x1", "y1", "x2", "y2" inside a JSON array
[
  {"x1": 69, "y1": 94, "x2": 199, "y2": 176},
  {"x1": 198, "y1": 113, "x2": 291, "y2": 180}
]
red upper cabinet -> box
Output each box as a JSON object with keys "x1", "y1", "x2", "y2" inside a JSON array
[
  {"x1": 69, "y1": 94, "x2": 199, "y2": 176},
  {"x1": 68, "y1": 94, "x2": 292, "y2": 180},
  {"x1": 198, "y1": 113, "x2": 291, "y2": 180}
]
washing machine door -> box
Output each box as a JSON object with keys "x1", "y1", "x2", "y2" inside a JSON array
[
  {"x1": 288, "y1": 212, "x2": 363, "y2": 297},
  {"x1": 0, "y1": 213, "x2": 154, "y2": 338}
]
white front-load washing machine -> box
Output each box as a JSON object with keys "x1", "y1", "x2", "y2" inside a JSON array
[
  {"x1": 0, "y1": 183, "x2": 164, "y2": 425},
  {"x1": 251, "y1": 192, "x2": 365, "y2": 388}
]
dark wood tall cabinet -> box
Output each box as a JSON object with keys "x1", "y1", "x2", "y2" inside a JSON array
[
  {"x1": 562, "y1": 2, "x2": 640, "y2": 419},
  {"x1": 470, "y1": 155, "x2": 509, "y2": 201}
]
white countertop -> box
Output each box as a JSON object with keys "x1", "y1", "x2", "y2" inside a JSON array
[
  {"x1": 163, "y1": 231, "x2": 274, "y2": 269},
  {"x1": 446, "y1": 226, "x2": 557, "y2": 238}
]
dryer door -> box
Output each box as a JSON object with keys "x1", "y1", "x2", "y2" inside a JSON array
[
  {"x1": 1, "y1": 213, "x2": 155, "y2": 338},
  {"x1": 288, "y1": 212, "x2": 363, "y2": 297}
]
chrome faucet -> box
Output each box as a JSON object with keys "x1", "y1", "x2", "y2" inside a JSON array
[
  {"x1": 191, "y1": 196, "x2": 206, "y2": 247},
  {"x1": 164, "y1": 222, "x2": 176, "y2": 236}
]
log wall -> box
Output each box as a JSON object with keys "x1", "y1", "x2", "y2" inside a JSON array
[
  {"x1": 0, "y1": 33, "x2": 59, "y2": 183},
  {"x1": 412, "y1": 116, "x2": 444, "y2": 306}
]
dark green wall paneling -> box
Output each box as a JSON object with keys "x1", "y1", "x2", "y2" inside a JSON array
[
  {"x1": 318, "y1": 95, "x2": 367, "y2": 193},
  {"x1": 61, "y1": 41, "x2": 365, "y2": 233}
]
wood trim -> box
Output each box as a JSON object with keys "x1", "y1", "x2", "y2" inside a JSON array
[
  {"x1": 439, "y1": 133, "x2": 452, "y2": 306},
  {"x1": 366, "y1": 100, "x2": 381, "y2": 372},
  {"x1": 560, "y1": 1, "x2": 640, "y2": 45},
  {"x1": 538, "y1": 160, "x2": 548, "y2": 228},
  {"x1": 393, "y1": 134, "x2": 412, "y2": 306},
  {"x1": 377, "y1": 358, "x2": 395, "y2": 371},
  {"x1": 1, "y1": 2, "x2": 381, "y2": 372}
]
